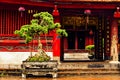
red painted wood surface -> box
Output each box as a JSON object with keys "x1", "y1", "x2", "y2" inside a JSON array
[
  {"x1": 0, "y1": 0, "x2": 119, "y2": 9},
  {"x1": 110, "y1": 19, "x2": 118, "y2": 60},
  {"x1": 0, "y1": 33, "x2": 54, "y2": 52},
  {"x1": 52, "y1": 5, "x2": 60, "y2": 57},
  {"x1": 0, "y1": 0, "x2": 53, "y2": 8},
  {"x1": 85, "y1": 36, "x2": 94, "y2": 46}
]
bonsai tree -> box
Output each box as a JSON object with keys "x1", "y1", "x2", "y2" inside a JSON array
[
  {"x1": 14, "y1": 12, "x2": 68, "y2": 62},
  {"x1": 85, "y1": 45, "x2": 95, "y2": 59}
]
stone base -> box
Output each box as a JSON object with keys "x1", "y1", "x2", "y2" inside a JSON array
[
  {"x1": 109, "y1": 61, "x2": 120, "y2": 64},
  {"x1": 109, "y1": 61, "x2": 120, "y2": 68},
  {"x1": 53, "y1": 56, "x2": 61, "y2": 64},
  {"x1": 21, "y1": 61, "x2": 58, "y2": 78}
]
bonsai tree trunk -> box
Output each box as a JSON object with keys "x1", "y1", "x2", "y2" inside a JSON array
[
  {"x1": 38, "y1": 36, "x2": 42, "y2": 53},
  {"x1": 37, "y1": 36, "x2": 49, "y2": 58}
]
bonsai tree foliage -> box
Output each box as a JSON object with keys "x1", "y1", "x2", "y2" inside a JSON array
[
  {"x1": 14, "y1": 12, "x2": 68, "y2": 62},
  {"x1": 85, "y1": 45, "x2": 95, "y2": 57}
]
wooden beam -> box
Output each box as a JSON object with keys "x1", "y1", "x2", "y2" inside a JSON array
[
  {"x1": 58, "y1": 3, "x2": 116, "y2": 9},
  {"x1": 0, "y1": 0, "x2": 54, "y2": 8},
  {"x1": 0, "y1": 0, "x2": 119, "y2": 9},
  {"x1": 55, "y1": 0, "x2": 120, "y2": 2}
]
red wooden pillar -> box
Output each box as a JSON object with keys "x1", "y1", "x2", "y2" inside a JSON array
[
  {"x1": 89, "y1": 37, "x2": 94, "y2": 45},
  {"x1": 110, "y1": 7, "x2": 120, "y2": 62},
  {"x1": 110, "y1": 19, "x2": 119, "y2": 62},
  {"x1": 52, "y1": 5, "x2": 60, "y2": 57},
  {"x1": 85, "y1": 30, "x2": 94, "y2": 46}
]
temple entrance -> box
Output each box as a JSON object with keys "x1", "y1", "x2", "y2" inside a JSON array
[
  {"x1": 67, "y1": 31, "x2": 85, "y2": 50},
  {"x1": 62, "y1": 30, "x2": 90, "y2": 61},
  {"x1": 61, "y1": 16, "x2": 109, "y2": 61}
]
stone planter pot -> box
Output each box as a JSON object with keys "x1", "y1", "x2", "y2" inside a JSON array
[
  {"x1": 88, "y1": 55, "x2": 94, "y2": 59},
  {"x1": 21, "y1": 60, "x2": 58, "y2": 78}
]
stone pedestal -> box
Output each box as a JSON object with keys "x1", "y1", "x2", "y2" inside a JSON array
[
  {"x1": 53, "y1": 56, "x2": 61, "y2": 64},
  {"x1": 21, "y1": 60, "x2": 58, "y2": 78},
  {"x1": 109, "y1": 61, "x2": 120, "y2": 64}
]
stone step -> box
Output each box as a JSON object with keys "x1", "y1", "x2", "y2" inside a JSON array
[
  {"x1": 58, "y1": 69, "x2": 120, "y2": 76},
  {"x1": 59, "y1": 69, "x2": 120, "y2": 71},
  {"x1": 57, "y1": 62, "x2": 120, "y2": 76},
  {"x1": 58, "y1": 62, "x2": 120, "y2": 69}
]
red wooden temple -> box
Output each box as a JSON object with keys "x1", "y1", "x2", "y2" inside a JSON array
[{"x1": 0, "y1": 0, "x2": 120, "y2": 62}]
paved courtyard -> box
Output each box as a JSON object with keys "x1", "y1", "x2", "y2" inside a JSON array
[{"x1": 0, "y1": 75, "x2": 120, "y2": 80}]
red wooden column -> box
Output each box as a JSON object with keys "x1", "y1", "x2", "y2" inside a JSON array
[
  {"x1": 52, "y1": 5, "x2": 60, "y2": 57},
  {"x1": 85, "y1": 36, "x2": 89, "y2": 46},
  {"x1": 89, "y1": 29, "x2": 94, "y2": 45},
  {"x1": 110, "y1": 7, "x2": 120, "y2": 63},
  {"x1": 85, "y1": 30, "x2": 94, "y2": 46},
  {"x1": 110, "y1": 19, "x2": 119, "y2": 63}
]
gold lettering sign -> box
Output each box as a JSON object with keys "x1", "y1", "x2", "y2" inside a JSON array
[
  {"x1": 62, "y1": 16, "x2": 98, "y2": 26},
  {"x1": 62, "y1": 17, "x2": 75, "y2": 26},
  {"x1": 75, "y1": 17, "x2": 85, "y2": 26}
]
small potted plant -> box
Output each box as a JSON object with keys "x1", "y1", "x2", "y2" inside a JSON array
[{"x1": 85, "y1": 45, "x2": 95, "y2": 59}]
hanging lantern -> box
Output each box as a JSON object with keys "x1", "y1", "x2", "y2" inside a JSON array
[
  {"x1": 89, "y1": 29, "x2": 93, "y2": 35},
  {"x1": 84, "y1": 9, "x2": 91, "y2": 24},
  {"x1": 84, "y1": 9, "x2": 91, "y2": 30},
  {"x1": 18, "y1": 6, "x2": 25, "y2": 17},
  {"x1": 52, "y1": 5, "x2": 59, "y2": 16},
  {"x1": 84, "y1": 9, "x2": 91, "y2": 15},
  {"x1": 114, "y1": 7, "x2": 120, "y2": 18}
]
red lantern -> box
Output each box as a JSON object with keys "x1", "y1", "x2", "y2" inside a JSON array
[
  {"x1": 84, "y1": 9, "x2": 91, "y2": 24},
  {"x1": 18, "y1": 6, "x2": 25, "y2": 17},
  {"x1": 114, "y1": 7, "x2": 120, "y2": 18},
  {"x1": 89, "y1": 29, "x2": 93, "y2": 35},
  {"x1": 52, "y1": 5, "x2": 59, "y2": 16},
  {"x1": 84, "y1": 9, "x2": 91, "y2": 15}
]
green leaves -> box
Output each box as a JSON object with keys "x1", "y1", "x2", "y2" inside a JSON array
[
  {"x1": 56, "y1": 29, "x2": 68, "y2": 37},
  {"x1": 31, "y1": 19, "x2": 39, "y2": 24},
  {"x1": 27, "y1": 54, "x2": 51, "y2": 62},
  {"x1": 14, "y1": 12, "x2": 68, "y2": 43},
  {"x1": 85, "y1": 45, "x2": 95, "y2": 50},
  {"x1": 33, "y1": 12, "x2": 53, "y2": 21}
]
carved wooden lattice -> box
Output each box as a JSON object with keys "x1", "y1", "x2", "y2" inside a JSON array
[
  {"x1": 104, "y1": 17, "x2": 111, "y2": 60},
  {"x1": 95, "y1": 16, "x2": 103, "y2": 60}
]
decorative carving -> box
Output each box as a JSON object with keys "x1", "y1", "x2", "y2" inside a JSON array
[
  {"x1": 0, "y1": 35, "x2": 53, "y2": 52},
  {"x1": 62, "y1": 17, "x2": 75, "y2": 26},
  {"x1": 75, "y1": 17, "x2": 85, "y2": 26},
  {"x1": 0, "y1": 36, "x2": 53, "y2": 40},
  {"x1": 0, "y1": 36, "x2": 22, "y2": 40},
  {"x1": 0, "y1": 45, "x2": 52, "y2": 52},
  {"x1": 0, "y1": 46, "x2": 29, "y2": 51},
  {"x1": 62, "y1": 16, "x2": 98, "y2": 30}
]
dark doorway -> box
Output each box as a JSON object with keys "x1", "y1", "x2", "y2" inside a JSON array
[
  {"x1": 77, "y1": 31, "x2": 85, "y2": 49},
  {"x1": 67, "y1": 31, "x2": 75, "y2": 49}
]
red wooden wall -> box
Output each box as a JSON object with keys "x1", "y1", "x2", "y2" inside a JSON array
[
  {"x1": 0, "y1": 8, "x2": 53, "y2": 52},
  {"x1": 0, "y1": 9, "x2": 33, "y2": 34}
]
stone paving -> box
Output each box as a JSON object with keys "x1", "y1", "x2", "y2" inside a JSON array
[{"x1": 0, "y1": 61, "x2": 120, "y2": 76}]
